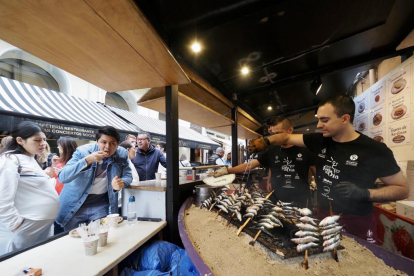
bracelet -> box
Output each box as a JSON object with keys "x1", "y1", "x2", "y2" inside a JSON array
[{"x1": 263, "y1": 137, "x2": 270, "y2": 146}]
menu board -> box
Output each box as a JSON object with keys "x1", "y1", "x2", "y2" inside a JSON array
[
  {"x1": 354, "y1": 93, "x2": 369, "y2": 115},
  {"x1": 369, "y1": 126, "x2": 386, "y2": 144},
  {"x1": 388, "y1": 92, "x2": 411, "y2": 123},
  {"x1": 370, "y1": 103, "x2": 386, "y2": 128},
  {"x1": 355, "y1": 113, "x2": 368, "y2": 133},
  {"x1": 387, "y1": 62, "x2": 411, "y2": 99},
  {"x1": 388, "y1": 120, "x2": 411, "y2": 147},
  {"x1": 369, "y1": 80, "x2": 385, "y2": 108}
]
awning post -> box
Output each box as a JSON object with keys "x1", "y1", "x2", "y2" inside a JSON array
[{"x1": 165, "y1": 85, "x2": 180, "y2": 245}]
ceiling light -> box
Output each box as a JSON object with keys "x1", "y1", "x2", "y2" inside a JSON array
[
  {"x1": 307, "y1": 129, "x2": 310, "y2": 131},
  {"x1": 191, "y1": 42, "x2": 201, "y2": 53},
  {"x1": 267, "y1": 105, "x2": 272, "y2": 110},
  {"x1": 310, "y1": 76, "x2": 323, "y2": 95},
  {"x1": 241, "y1": 67, "x2": 249, "y2": 75}
]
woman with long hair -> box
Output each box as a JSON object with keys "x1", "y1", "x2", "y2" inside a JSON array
[
  {"x1": 54, "y1": 136, "x2": 78, "y2": 195},
  {"x1": 119, "y1": 141, "x2": 139, "y2": 185},
  {"x1": 0, "y1": 121, "x2": 59, "y2": 255}
]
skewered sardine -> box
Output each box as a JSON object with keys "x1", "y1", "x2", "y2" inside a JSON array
[
  {"x1": 295, "y1": 231, "x2": 319, "y2": 238},
  {"x1": 296, "y1": 242, "x2": 319, "y2": 252},
  {"x1": 322, "y1": 234, "x2": 340, "y2": 246},
  {"x1": 323, "y1": 240, "x2": 340, "y2": 251},
  {"x1": 319, "y1": 215, "x2": 340, "y2": 227},
  {"x1": 296, "y1": 223, "x2": 318, "y2": 232},
  {"x1": 321, "y1": 226, "x2": 343, "y2": 236},
  {"x1": 291, "y1": 236, "x2": 319, "y2": 244},
  {"x1": 299, "y1": 216, "x2": 318, "y2": 226}
]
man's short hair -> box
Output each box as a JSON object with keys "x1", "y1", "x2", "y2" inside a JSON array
[
  {"x1": 319, "y1": 94, "x2": 355, "y2": 124},
  {"x1": 138, "y1": 132, "x2": 151, "y2": 140},
  {"x1": 157, "y1": 142, "x2": 166, "y2": 150},
  {"x1": 216, "y1": 147, "x2": 224, "y2": 154},
  {"x1": 125, "y1": 134, "x2": 136, "y2": 141},
  {"x1": 266, "y1": 116, "x2": 292, "y2": 130},
  {"x1": 96, "y1": 126, "x2": 120, "y2": 143}
]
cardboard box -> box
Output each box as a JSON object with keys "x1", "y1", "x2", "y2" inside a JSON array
[{"x1": 396, "y1": 201, "x2": 414, "y2": 220}]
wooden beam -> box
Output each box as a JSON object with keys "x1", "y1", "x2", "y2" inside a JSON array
[{"x1": 0, "y1": 0, "x2": 189, "y2": 92}]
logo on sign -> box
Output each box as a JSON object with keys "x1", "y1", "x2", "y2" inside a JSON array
[{"x1": 350, "y1": 154, "x2": 358, "y2": 161}]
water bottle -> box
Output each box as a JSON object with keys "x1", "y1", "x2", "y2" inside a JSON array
[{"x1": 127, "y1": 196, "x2": 137, "y2": 225}]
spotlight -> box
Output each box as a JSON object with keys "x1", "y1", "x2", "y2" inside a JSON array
[
  {"x1": 267, "y1": 105, "x2": 272, "y2": 110},
  {"x1": 191, "y1": 42, "x2": 201, "y2": 53},
  {"x1": 310, "y1": 76, "x2": 323, "y2": 95},
  {"x1": 241, "y1": 67, "x2": 249, "y2": 75}
]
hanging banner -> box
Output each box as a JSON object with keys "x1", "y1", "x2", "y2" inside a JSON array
[
  {"x1": 369, "y1": 80, "x2": 386, "y2": 108},
  {"x1": 387, "y1": 62, "x2": 411, "y2": 99},
  {"x1": 369, "y1": 126, "x2": 387, "y2": 144},
  {"x1": 388, "y1": 120, "x2": 411, "y2": 147},
  {"x1": 370, "y1": 103, "x2": 386, "y2": 129},
  {"x1": 389, "y1": 92, "x2": 411, "y2": 123}
]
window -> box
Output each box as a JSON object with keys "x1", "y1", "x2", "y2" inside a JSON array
[
  {"x1": 105, "y1": 92, "x2": 129, "y2": 111},
  {"x1": 0, "y1": 58, "x2": 60, "y2": 91}
]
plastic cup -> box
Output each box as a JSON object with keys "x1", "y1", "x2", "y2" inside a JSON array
[
  {"x1": 107, "y1": 214, "x2": 123, "y2": 228},
  {"x1": 98, "y1": 230, "x2": 108, "y2": 247},
  {"x1": 155, "y1": 173, "x2": 162, "y2": 180},
  {"x1": 83, "y1": 236, "x2": 99, "y2": 256}
]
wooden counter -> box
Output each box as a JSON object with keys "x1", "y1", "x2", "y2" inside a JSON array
[{"x1": 0, "y1": 221, "x2": 166, "y2": 276}]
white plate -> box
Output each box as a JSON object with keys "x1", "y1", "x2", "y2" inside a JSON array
[
  {"x1": 202, "y1": 174, "x2": 236, "y2": 187},
  {"x1": 391, "y1": 105, "x2": 407, "y2": 120},
  {"x1": 391, "y1": 78, "x2": 406, "y2": 94}
]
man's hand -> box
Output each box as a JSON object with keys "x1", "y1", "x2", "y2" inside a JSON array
[
  {"x1": 111, "y1": 176, "x2": 124, "y2": 191},
  {"x1": 334, "y1": 181, "x2": 370, "y2": 201},
  {"x1": 214, "y1": 166, "x2": 229, "y2": 178},
  {"x1": 85, "y1": 151, "x2": 106, "y2": 165},
  {"x1": 248, "y1": 137, "x2": 268, "y2": 153},
  {"x1": 266, "y1": 181, "x2": 272, "y2": 192}
]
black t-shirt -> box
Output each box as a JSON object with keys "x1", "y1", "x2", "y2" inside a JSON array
[
  {"x1": 303, "y1": 133, "x2": 401, "y2": 215},
  {"x1": 258, "y1": 145, "x2": 316, "y2": 208}
]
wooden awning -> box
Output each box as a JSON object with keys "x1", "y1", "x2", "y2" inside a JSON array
[
  {"x1": 0, "y1": 0, "x2": 189, "y2": 92},
  {"x1": 138, "y1": 65, "x2": 262, "y2": 140}
]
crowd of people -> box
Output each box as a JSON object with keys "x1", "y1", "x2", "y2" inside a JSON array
[{"x1": 0, "y1": 123, "x2": 223, "y2": 255}]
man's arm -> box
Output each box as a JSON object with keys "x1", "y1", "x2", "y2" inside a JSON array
[
  {"x1": 371, "y1": 171, "x2": 409, "y2": 202},
  {"x1": 249, "y1": 133, "x2": 306, "y2": 152},
  {"x1": 228, "y1": 159, "x2": 261, "y2": 174}
]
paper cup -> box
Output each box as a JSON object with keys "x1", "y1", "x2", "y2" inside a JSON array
[
  {"x1": 155, "y1": 172, "x2": 162, "y2": 180},
  {"x1": 83, "y1": 236, "x2": 99, "y2": 256},
  {"x1": 107, "y1": 214, "x2": 123, "y2": 228},
  {"x1": 98, "y1": 230, "x2": 108, "y2": 247}
]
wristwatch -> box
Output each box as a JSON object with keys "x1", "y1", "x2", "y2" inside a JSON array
[{"x1": 263, "y1": 137, "x2": 270, "y2": 146}]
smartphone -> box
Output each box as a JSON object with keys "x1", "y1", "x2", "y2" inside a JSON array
[{"x1": 137, "y1": 217, "x2": 162, "y2": 222}]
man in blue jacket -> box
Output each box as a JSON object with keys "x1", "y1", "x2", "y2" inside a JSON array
[
  {"x1": 132, "y1": 132, "x2": 166, "y2": 181},
  {"x1": 57, "y1": 126, "x2": 132, "y2": 231}
]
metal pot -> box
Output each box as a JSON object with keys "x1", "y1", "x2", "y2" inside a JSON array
[{"x1": 194, "y1": 184, "x2": 213, "y2": 207}]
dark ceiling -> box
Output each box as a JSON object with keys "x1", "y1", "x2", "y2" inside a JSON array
[{"x1": 135, "y1": 0, "x2": 414, "y2": 132}]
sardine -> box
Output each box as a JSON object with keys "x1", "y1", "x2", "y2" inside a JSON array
[
  {"x1": 254, "y1": 203, "x2": 264, "y2": 208},
  {"x1": 299, "y1": 216, "x2": 318, "y2": 226},
  {"x1": 216, "y1": 205, "x2": 228, "y2": 213},
  {"x1": 319, "y1": 215, "x2": 340, "y2": 227},
  {"x1": 291, "y1": 236, "x2": 319, "y2": 244},
  {"x1": 243, "y1": 213, "x2": 255, "y2": 218},
  {"x1": 295, "y1": 231, "x2": 319, "y2": 238},
  {"x1": 277, "y1": 200, "x2": 293, "y2": 206},
  {"x1": 299, "y1": 208, "x2": 312, "y2": 216},
  {"x1": 323, "y1": 240, "x2": 340, "y2": 251},
  {"x1": 323, "y1": 234, "x2": 340, "y2": 247},
  {"x1": 296, "y1": 242, "x2": 319, "y2": 252},
  {"x1": 321, "y1": 226, "x2": 343, "y2": 236},
  {"x1": 272, "y1": 206, "x2": 283, "y2": 212},
  {"x1": 319, "y1": 223, "x2": 339, "y2": 230},
  {"x1": 247, "y1": 205, "x2": 260, "y2": 211},
  {"x1": 235, "y1": 210, "x2": 242, "y2": 221},
  {"x1": 323, "y1": 233, "x2": 341, "y2": 240},
  {"x1": 257, "y1": 222, "x2": 274, "y2": 229},
  {"x1": 218, "y1": 201, "x2": 229, "y2": 208},
  {"x1": 247, "y1": 209, "x2": 258, "y2": 215},
  {"x1": 296, "y1": 223, "x2": 318, "y2": 232}
]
